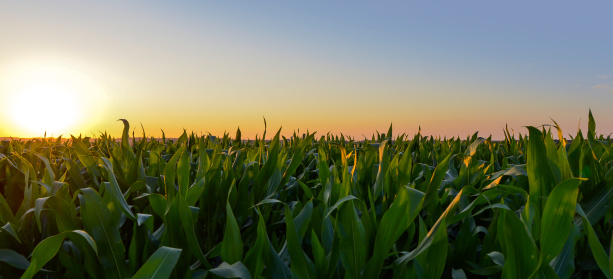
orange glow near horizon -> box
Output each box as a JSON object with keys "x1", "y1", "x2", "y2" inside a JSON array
[{"x1": 0, "y1": 59, "x2": 604, "y2": 141}]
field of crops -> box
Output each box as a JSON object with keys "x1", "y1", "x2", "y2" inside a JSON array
[{"x1": 1, "y1": 112, "x2": 612, "y2": 279}]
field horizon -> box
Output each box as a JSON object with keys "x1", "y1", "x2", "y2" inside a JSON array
[{"x1": 0, "y1": 115, "x2": 600, "y2": 143}]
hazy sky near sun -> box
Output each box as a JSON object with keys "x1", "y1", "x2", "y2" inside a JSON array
[{"x1": 1, "y1": 1, "x2": 612, "y2": 139}]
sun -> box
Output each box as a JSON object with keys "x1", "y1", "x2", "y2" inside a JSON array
[
  {"x1": 1, "y1": 64, "x2": 108, "y2": 137},
  {"x1": 9, "y1": 77, "x2": 79, "y2": 135}
]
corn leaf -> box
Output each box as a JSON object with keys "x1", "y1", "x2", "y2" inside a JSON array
[{"x1": 132, "y1": 246, "x2": 182, "y2": 279}]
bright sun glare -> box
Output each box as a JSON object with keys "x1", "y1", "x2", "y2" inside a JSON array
[{"x1": 1, "y1": 64, "x2": 108, "y2": 137}]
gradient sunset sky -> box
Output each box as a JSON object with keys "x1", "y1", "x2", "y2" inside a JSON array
[{"x1": 1, "y1": 1, "x2": 612, "y2": 139}]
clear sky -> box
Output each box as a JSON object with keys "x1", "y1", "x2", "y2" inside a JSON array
[{"x1": 1, "y1": 1, "x2": 612, "y2": 140}]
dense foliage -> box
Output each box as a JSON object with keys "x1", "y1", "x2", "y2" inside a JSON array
[{"x1": 1, "y1": 112, "x2": 612, "y2": 279}]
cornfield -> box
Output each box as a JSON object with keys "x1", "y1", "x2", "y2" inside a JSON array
[{"x1": 1, "y1": 111, "x2": 612, "y2": 279}]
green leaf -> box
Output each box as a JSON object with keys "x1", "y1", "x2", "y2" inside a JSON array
[
  {"x1": 161, "y1": 196, "x2": 189, "y2": 278},
  {"x1": 21, "y1": 230, "x2": 98, "y2": 279},
  {"x1": 576, "y1": 205, "x2": 611, "y2": 278},
  {"x1": 0, "y1": 193, "x2": 15, "y2": 224},
  {"x1": 500, "y1": 210, "x2": 539, "y2": 279},
  {"x1": 0, "y1": 249, "x2": 30, "y2": 270},
  {"x1": 609, "y1": 232, "x2": 613, "y2": 279},
  {"x1": 422, "y1": 151, "x2": 453, "y2": 210},
  {"x1": 316, "y1": 146, "x2": 330, "y2": 195},
  {"x1": 132, "y1": 246, "x2": 182, "y2": 279},
  {"x1": 71, "y1": 136, "x2": 102, "y2": 177},
  {"x1": 29, "y1": 151, "x2": 55, "y2": 186},
  {"x1": 117, "y1": 119, "x2": 135, "y2": 174},
  {"x1": 397, "y1": 140, "x2": 415, "y2": 186},
  {"x1": 588, "y1": 109, "x2": 596, "y2": 138},
  {"x1": 580, "y1": 170, "x2": 613, "y2": 224},
  {"x1": 394, "y1": 214, "x2": 446, "y2": 266},
  {"x1": 323, "y1": 195, "x2": 358, "y2": 220},
  {"x1": 35, "y1": 196, "x2": 79, "y2": 233},
  {"x1": 221, "y1": 202, "x2": 243, "y2": 264},
  {"x1": 488, "y1": 251, "x2": 505, "y2": 266},
  {"x1": 372, "y1": 139, "x2": 390, "y2": 198},
  {"x1": 1, "y1": 222, "x2": 21, "y2": 243},
  {"x1": 64, "y1": 158, "x2": 88, "y2": 189},
  {"x1": 254, "y1": 130, "x2": 280, "y2": 201},
  {"x1": 540, "y1": 178, "x2": 581, "y2": 263},
  {"x1": 550, "y1": 222, "x2": 580, "y2": 279},
  {"x1": 123, "y1": 181, "x2": 147, "y2": 199},
  {"x1": 101, "y1": 158, "x2": 136, "y2": 221},
  {"x1": 209, "y1": 262, "x2": 252, "y2": 279},
  {"x1": 128, "y1": 214, "x2": 153, "y2": 273},
  {"x1": 451, "y1": 268, "x2": 467, "y2": 279},
  {"x1": 244, "y1": 206, "x2": 291, "y2": 278},
  {"x1": 79, "y1": 188, "x2": 126, "y2": 279},
  {"x1": 243, "y1": 211, "x2": 268, "y2": 278},
  {"x1": 531, "y1": 262, "x2": 559, "y2": 279},
  {"x1": 163, "y1": 145, "x2": 184, "y2": 201},
  {"x1": 177, "y1": 194, "x2": 212, "y2": 269},
  {"x1": 525, "y1": 127, "x2": 556, "y2": 238},
  {"x1": 418, "y1": 218, "x2": 448, "y2": 279},
  {"x1": 310, "y1": 230, "x2": 327, "y2": 276},
  {"x1": 145, "y1": 193, "x2": 167, "y2": 219},
  {"x1": 176, "y1": 147, "x2": 190, "y2": 197},
  {"x1": 364, "y1": 186, "x2": 425, "y2": 278},
  {"x1": 280, "y1": 134, "x2": 314, "y2": 188},
  {"x1": 294, "y1": 200, "x2": 313, "y2": 244},
  {"x1": 336, "y1": 201, "x2": 366, "y2": 279},
  {"x1": 186, "y1": 178, "x2": 205, "y2": 206},
  {"x1": 265, "y1": 236, "x2": 292, "y2": 278},
  {"x1": 284, "y1": 205, "x2": 316, "y2": 279}
]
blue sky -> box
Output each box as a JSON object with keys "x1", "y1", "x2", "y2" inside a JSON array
[{"x1": 0, "y1": 1, "x2": 611, "y2": 138}]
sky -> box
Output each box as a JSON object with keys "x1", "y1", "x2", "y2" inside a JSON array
[{"x1": 0, "y1": 1, "x2": 612, "y2": 140}]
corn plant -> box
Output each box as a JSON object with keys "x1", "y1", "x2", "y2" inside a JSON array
[{"x1": 1, "y1": 111, "x2": 612, "y2": 278}]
